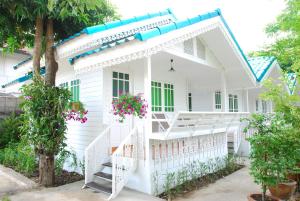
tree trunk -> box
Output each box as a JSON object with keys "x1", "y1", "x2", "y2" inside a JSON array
[
  {"x1": 45, "y1": 18, "x2": 58, "y2": 86},
  {"x1": 33, "y1": 16, "x2": 43, "y2": 76},
  {"x1": 39, "y1": 153, "x2": 55, "y2": 186}
]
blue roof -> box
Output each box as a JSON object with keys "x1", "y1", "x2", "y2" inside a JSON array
[
  {"x1": 69, "y1": 10, "x2": 221, "y2": 64},
  {"x1": 69, "y1": 8, "x2": 282, "y2": 84},
  {"x1": 55, "y1": 9, "x2": 175, "y2": 47},
  {"x1": 2, "y1": 67, "x2": 45, "y2": 88},
  {"x1": 5, "y1": 9, "x2": 285, "y2": 89},
  {"x1": 13, "y1": 56, "x2": 32, "y2": 70},
  {"x1": 286, "y1": 72, "x2": 297, "y2": 95},
  {"x1": 247, "y1": 56, "x2": 276, "y2": 82}
]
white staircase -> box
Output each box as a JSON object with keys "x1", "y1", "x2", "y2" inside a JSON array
[{"x1": 84, "y1": 126, "x2": 139, "y2": 200}]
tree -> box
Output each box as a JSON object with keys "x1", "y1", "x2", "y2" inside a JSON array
[
  {"x1": 249, "y1": 0, "x2": 300, "y2": 72},
  {"x1": 0, "y1": 0, "x2": 117, "y2": 186}
]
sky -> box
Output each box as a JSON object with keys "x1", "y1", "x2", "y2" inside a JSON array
[{"x1": 110, "y1": 0, "x2": 286, "y2": 54}]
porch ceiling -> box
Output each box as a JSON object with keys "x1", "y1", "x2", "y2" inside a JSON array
[
  {"x1": 152, "y1": 49, "x2": 254, "y2": 90},
  {"x1": 152, "y1": 52, "x2": 222, "y2": 88}
]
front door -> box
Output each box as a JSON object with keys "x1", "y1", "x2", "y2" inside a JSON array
[{"x1": 110, "y1": 71, "x2": 132, "y2": 152}]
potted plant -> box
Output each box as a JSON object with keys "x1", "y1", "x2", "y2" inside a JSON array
[
  {"x1": 244, "y1": 113, "x2": 297, "y2": 201},
  {"x1": 244, "y1": 114, "x2": 279, "y2": 201},
  {"x1": 266, "y1": 127, "x2": 298, "y2": 200}
]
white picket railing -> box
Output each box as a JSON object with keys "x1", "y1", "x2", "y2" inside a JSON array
[
  {"x1": 109, "y1": 126, "x2": 139, "y2": 200},
  {"x1": 151, "y1": 111, "x2": 249, "y2": 140},
  {"x1": 84, "y1": 126, "x2": 111, "y2": 186}
]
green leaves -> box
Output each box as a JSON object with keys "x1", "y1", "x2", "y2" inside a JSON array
[
  {"x1": 20, "y1": 77, "x2": 71, "y2": 155},
  {"x1": 244, "y1": 113, "x2": 300, "y2": 197},
  {"x1": 254, "y1": 0, "x2": 300, "y2": 72},
  {"x1": 0, "y1": 0, "x2": 117, "y2": 52}
]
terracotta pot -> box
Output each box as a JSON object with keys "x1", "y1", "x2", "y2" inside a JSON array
[
  {"x1": 287, "y1": 171, "x2": 300, "y2": 182},
  {"x1": 71, "y1": 102, "x2": 80, "y2": 111},
  {"x1": 268, "y1": 180, "x2": 297, "y2": 200},
  {"x1": 247, "y1": 193, "x2": 279, "y2": 201}
]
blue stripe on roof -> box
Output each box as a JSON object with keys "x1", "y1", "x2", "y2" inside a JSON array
[
  {"x1": 13, "y1": 56, "x2": 32, "y2": 70},
  {"x1": 68, "y1": 8, "x2": 279, "y2": 83},
  {"x1": 135, "y1": 10, "x2": 221, "y2": 41},
  {"x1": 286, "y1": 72, "x2": 297, "y2": 95},
  {"x1": 55, "y1": 9, "x2": 175, "y2": 47},
  {"x1": 248, "y1": 56, "x2": 276, "y2": 81},
  {"x1": 2, "y1": 67, "x2": 46, "y2": 88}
]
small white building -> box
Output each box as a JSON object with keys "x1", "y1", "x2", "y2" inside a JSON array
[{"x1": 1, "y1": 8, "x2": 293, "y2": 199}]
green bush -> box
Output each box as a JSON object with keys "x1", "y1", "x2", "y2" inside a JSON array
[
  {"x1": 0, "y1": 113, "x2": 22, "y2": 148},
  {"x1": 0, "y1": 141, "x2": 37, "y2": 176}
]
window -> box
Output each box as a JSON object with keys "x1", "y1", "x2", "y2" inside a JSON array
[
  {"x1": 262, "y1": 100, "x2": 267, "y2": 113},
  {"x1": 188, "y1": 93, "x2": 192, "y2": 111},
  {"x1": 70, "y1": 79, "x2": 80, "y2": 102},
  {"x1": 183, "y1": 39, "x2": 194, "y2": 55},
  {"x1": 234, "y1": 95, "x2": 238, "y2": 112},
  {"x1": 215, "y1": 91, "x2": 222, "y2": 110},
  {"x1": 59, "y1": 82, "x2": 68, "y2": 89},
  {"x1": 229, "y1": 94, "x2": 238, "y2": 112},
  {"x1": 151, "y1": 81, "x2": 162, "y2": 112},
  {"x1": 112, "y1": 71, "x2": 129, "y2": 99},
  {"x1": 255, "y1": 100, "x2": 259, "y2": 112},
  {"x1": 164, "y1": 83, "x2": 174, "y2": 112},
  {"x1": 196, "y1": 38, "x2": 206, "y2": 59}
]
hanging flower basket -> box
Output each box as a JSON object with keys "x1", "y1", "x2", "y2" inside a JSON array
[
  {"x1": 71, "y1": 102, "x2": 81, "y2": 111},
  {"x1": 112, "y1": 94, "x2": 148, "y2": 123}
]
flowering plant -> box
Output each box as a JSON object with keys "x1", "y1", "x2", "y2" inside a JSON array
[
  {"x1": 112, "y1": 94, "x2": 148, "y2": 122},
  {"x1": 64, "y1": 101, "x2": 88, "y2": 124}
]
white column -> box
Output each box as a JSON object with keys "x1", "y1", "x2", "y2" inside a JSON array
[
  {"x1": 221, "y1": 71, "x2": 228, "y2": 112},
  {"x1": 245, "y1": 89, "x2": 249, "y2": 112},
  {"x1": 143, "y1": 56, "x2": 152, "y2": 193}
]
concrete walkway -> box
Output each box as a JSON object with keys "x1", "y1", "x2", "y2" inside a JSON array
[
  {"x1": 3, "y1": 166, "x2": 259, "y2": 201},
  {"x1": 0, "y1": 165, "x2": 37, "y2": 198},
  {"x1": 174, "y1": 167, "x2": 260, "y2": 201},
  {"x1": 8, "y1": 180, "x2": 163, "y2": 201}
]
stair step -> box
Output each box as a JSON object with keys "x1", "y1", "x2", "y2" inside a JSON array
[
  {"x1": 94, "y1": 172, "x2": 112, "y2": 181},
  {"x1": 102, "y1": 162, "x2": 125, "y2": 170},
  {"x1": 86, "y1": 182, "x2": 112, "y2": 194},
  {"x1": 102, "y1": 162, "x2": 112, "y2": 167}
]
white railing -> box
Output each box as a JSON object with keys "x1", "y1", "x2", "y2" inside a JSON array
[
  {"x1": 84, "y1": 126, "x2": 111, "y2": 186},
  {"x1": 152, "y1": 111, "x2": 249, "y2": 139},
  {"x1": 109, "y1": 126, "x2": 139, "y2": 200}
]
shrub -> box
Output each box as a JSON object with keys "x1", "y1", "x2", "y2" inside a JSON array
[
  {"x1": 0, "y1": 113, "x2": 22, "y2": 148},
  {"x1": 0, "y1": 141, "x2": 37, "y2": 176}
]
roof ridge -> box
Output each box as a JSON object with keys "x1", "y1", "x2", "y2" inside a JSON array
[{"x1": 55, "y1": 8, "x2": 175, "y2": 47}]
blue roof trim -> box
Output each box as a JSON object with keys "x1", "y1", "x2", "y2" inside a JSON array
[
  {"x1": 13, "y1": 56, "x2": 32, "y2": 70},
  {"x1": 135, "y1": 10, "x2": 220, "y2": 41},
  {"x1": 55, "y1": 9, "x2": 175, "y2": 47},
  {"x1": 286, "y1": 72, "x2": 297, "y2": 95},
  {"x1": 2, "y1": 67, "x2": 45, "y2": 88},
  {"x1": 248, "y1": 56, "x2": 276, "y2": 81},
  {"x1": 68, "y1": 8, "x2": 278, "y2": 84}
]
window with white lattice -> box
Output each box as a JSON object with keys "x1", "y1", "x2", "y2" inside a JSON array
[{"x1": 183, "y1": 39, "x2": 194, "y2": 55}]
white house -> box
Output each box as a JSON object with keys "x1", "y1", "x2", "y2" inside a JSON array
[{"x1": 1, "y1": 8, "x2": 293, "y2": 200}]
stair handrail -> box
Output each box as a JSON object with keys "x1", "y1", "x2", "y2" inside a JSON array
[
  {"x1": 109, "y1": 126, "x2": 139, "y2": 200},
  {"x1": 84, "y1": 125, "x2": 112, "y2": 187}
]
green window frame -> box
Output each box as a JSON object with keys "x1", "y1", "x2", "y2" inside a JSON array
[
  {"x1": 215, "y1": 91, "x2": 222, "y2": 110},
  {"x1": 229, "y1": 94, "x2": 238, "y2": 112},
  {"x1": 59, "y1": 82, "x2": 68, "y2": 89},
  {"x1": 151, "y1": 81, "x2": 162, "y2": 112},
  {"x1": 112, "y1": 71, "x2": 129, "y2": 99},
  {"x1": 70, "y1": 79, "x2": 80, "y2": 102},
  {"x1": 164, "y1": 83, "x2": 174, "y2": 112},
  {"x1": 188, "y1": 93, "x2": 192, "y2": 112}
]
